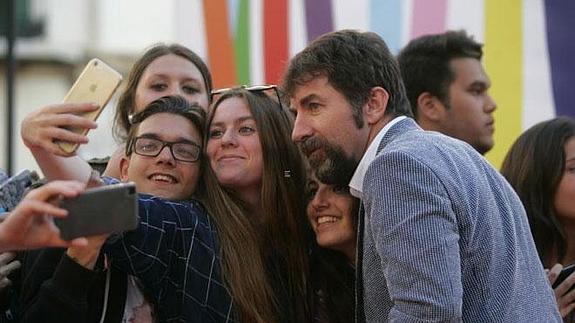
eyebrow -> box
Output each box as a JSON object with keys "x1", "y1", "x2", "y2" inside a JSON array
[
  {"x1": 137, "y1": 132, "x2": 197, "y2": 144},
  {"x1": 468, "y1": 80, "x2": 490, "y2": 89},
  {"x1": 299, "y1": 94, "x2": 322, "y2": 107},
  {"x1": 210, "y1": 116, "x2": 255, "y2": 127},
  {"x1": 147, "y1": 74, "x2": 203, "y2": 84}
]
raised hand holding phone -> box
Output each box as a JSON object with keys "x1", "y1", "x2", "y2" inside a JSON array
[{"x1": 21, "y1": 58, "x2": 122, "y2": 156}]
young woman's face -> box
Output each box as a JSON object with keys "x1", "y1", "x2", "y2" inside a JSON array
[
  {"x1": 555, "y1": 136, "x2": 575, "y2": 222},
  {"x1": 206, "y1": 97, "x2": 263, "y2": 191},
  {"x1": 306, "y1": 173, "x2": 357, "y2": 262},
  {"x1": 134, "y1": 54, "x2": 209, "y2": 112}
]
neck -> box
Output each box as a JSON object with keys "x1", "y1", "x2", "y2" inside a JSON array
[
  {"x1": 341, "y1": 241, "x2": 356, "y2": 267},
  {"x1": 237, "y1": 185, "x2": 263, "y2": 217},
  {"x1": 365, "y1": 114, "x2": 395, "y2": 151}
]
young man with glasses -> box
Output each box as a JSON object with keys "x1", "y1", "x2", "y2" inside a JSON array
[{"x1": 119, "y1": 96, "x2": 203, "y2": 201}]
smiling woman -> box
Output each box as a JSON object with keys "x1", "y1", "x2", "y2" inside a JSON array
[
  {"x1": 199, "y1": 86, "x2": 312, "y2": 322},
  {"x1": 306, "y1": 171, "x2": 357, "y2": 323}
]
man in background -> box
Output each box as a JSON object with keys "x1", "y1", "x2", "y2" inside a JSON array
[{"x1": 398, "y1": 30, "x2": 497, "y2": 155}]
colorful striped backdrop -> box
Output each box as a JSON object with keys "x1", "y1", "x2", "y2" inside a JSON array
[{"x1": 193, "y1": 0, "x2": 575, "y2": 167}]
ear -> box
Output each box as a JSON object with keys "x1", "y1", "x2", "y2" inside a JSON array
[
  {"x1": 364, "y1": 87, "x2": 389, "y2": 125},
  {"x1": 119, "y1": 157, "x2": 131, "y2": 182},
  {"x1": 416, "y1": 92, "x2": 447, "y2": 122}
]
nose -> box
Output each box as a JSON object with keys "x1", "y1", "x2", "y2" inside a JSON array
[
  {"x1": 220, "y1": 129, "x2": 237, "y2": 147},
  {"x1": 485, "y1": 93, "x2": 497, "y2": 113},
  {"x1": 156, "y1": 145, "x2": 176, "y2": 164},
  {"x1": 291, "y1": 114, "x2": 313, "y2": 143},
  {"x1": 167, "y1": 85, "x2": 183, "y2": 97},
  {"x1": 310, "y1": 187, "x2": 329, "y2": 212}
]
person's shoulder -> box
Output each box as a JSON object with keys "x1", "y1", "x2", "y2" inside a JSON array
[{"x1": 385, "y1": 129, "x2": 477, "y2": 162}]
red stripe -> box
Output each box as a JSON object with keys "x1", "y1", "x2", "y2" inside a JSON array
[{"x1": 264, "y1": 0, "x2": 289, "y2": 85}]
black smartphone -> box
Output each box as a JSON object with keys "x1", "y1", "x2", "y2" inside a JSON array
[
  {"x1": 552, "y1": 263, "x2": 575, "y2": 289},
  {"x1": 55, "y1": 182, "x2": 138, "y2": 240}
]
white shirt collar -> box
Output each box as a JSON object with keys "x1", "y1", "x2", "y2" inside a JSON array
[{"x1": 349, "y1": 116, "x2": 407, "y2": 198}]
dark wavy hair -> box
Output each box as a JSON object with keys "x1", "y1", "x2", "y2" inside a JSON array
[
  {"x1": 397, "y1": 30, "x2": 482, "y2": 119},
  {"x1": 283, "y1": 29, "x2": 412, "y2": 127},
  {"x1": 501, "y1": 117, "x2": 575, "y2": 267}
]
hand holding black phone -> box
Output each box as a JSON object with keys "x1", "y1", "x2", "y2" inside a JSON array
[
  {"x1": 552, "y1": 263, "x2": 575, "y2": 290},
  {"x1": 55, "y1": 182, "x2": 138, "y2": 240}
]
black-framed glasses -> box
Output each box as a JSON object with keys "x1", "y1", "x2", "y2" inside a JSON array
[
  {"x1": 128, "y1": 137, "x2": 201, "y2": 162},
  {"x1": 210, "y1": 84, "x2": 283, "y2": 109}
]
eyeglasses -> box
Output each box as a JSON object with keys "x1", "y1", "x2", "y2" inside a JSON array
[
  {"x1": 128, "y1": 137, "x2": 201, "y2": 162},
  {"x1": 210, "y1": 84, "x2": 283, "y2": 109}
]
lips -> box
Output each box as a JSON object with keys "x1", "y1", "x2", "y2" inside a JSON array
[
  {"x1": 317, "y1": 216, "x2": 338, "y2": 225},
  {"x1": 148, "y1": 173, "x2": 178, "y2": 184},
  {"x1": 217, "y1": 154, "x2": 244, "y2": 162},
  {"x1": 486, "y1": 120, "x2": 495, "y2": 132}
]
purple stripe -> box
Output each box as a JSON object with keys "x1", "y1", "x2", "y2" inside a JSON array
[
  {"x1": 305, "y1": 0, "x2": 333, "y2": 42},
  {"x1": 545, "y1": 1, "x2": 575, "y2": 118}
]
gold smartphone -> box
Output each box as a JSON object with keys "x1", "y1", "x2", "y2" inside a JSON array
[{"x1": 55, "y1": 58, "x2": 123, "y2": 154}]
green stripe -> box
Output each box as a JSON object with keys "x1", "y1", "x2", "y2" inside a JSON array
[{"x1": 234, "y1": 0, "x2": 250, "y2": 84}]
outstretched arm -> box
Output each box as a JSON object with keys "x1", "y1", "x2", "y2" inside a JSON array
[{"x1": 0, "y1": 180, "x2": 88, "y2": 252}]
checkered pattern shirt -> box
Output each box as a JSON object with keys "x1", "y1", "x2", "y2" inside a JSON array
[{"x1": 103, "y1": 178, "x2": 234, "y2": 322}]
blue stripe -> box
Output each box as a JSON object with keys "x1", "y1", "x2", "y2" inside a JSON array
[
  {"x1": 370, "y1": 0, "x2": 403, "y2": 54},
  {"x1": 227, "y1": 0, "x2": 239, "y2": 36}
]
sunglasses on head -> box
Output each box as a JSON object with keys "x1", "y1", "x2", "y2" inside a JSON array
[{"x1": 210, "y1": 85, "x2": 283, "y2": 110}]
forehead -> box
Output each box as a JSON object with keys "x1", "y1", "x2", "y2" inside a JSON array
[
  {"x1": 565, "y1": 137, "x2": 575, "y2": 158},
  {"x1": 142, "y1": 54, "x2": 203, "y2": 81},
  {"x1": 211, "y1": 96, "x2": 253, "y2": 122},
  {"x1": 137, "y1": 113, "x2": 200, "y2": 140},
  {"x1": 449, "y1": 57, "x2": 490, "y2": 86},
  {"x1": 291, "y1": 76, "x2": 348, "y2": 107}
]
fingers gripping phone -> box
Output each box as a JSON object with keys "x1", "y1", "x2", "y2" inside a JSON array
[
  {"x1": 55, "y1": 58, "x2": 123, "y2": 154},
  {"x1": 55, "y1": 182, "x2": 138, "y2": 240},
  {"x1": 552, "y1": 264, "x2": 575, "y2": 291}
]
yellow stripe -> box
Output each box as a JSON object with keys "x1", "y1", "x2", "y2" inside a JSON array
[{"x1": 483, "y1": 0, "x2": 522, "y2": 168}]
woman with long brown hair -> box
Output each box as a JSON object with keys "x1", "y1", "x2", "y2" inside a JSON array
[
  {"x1": 199, "y1": 86, "x2": 311, "y2": 322},
  {"x1": 501, "y1": 116, "x2": 575, "y2": 319}
]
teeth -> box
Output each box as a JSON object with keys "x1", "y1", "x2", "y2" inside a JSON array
[
  {"x1": 150, "y1": 174, "x2": 176, "y2": 183},
  {"x1": 317, "y1": 216, "x2": 338, "y2": 225}
]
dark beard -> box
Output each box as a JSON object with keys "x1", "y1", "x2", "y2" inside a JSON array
[{"x1": 300, "y1": 137, "x2": 359, "y2": 187}]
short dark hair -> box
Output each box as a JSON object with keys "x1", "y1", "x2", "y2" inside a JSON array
[
  {"x1": 397, "y1": 30, "x2": 483, "y2": 119},
  {"x1": 283, "y1": 29, "x2": 412, "y2": 126},
  {"x1": 500, "y1": 117, "x2": 575, "y2": 267},
  {"x1": 114, "y1": 43, "x2": 212, "y2": 141},
  {"x1": 125, "y1": 95, "x2": 206, "y2": 157}
]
